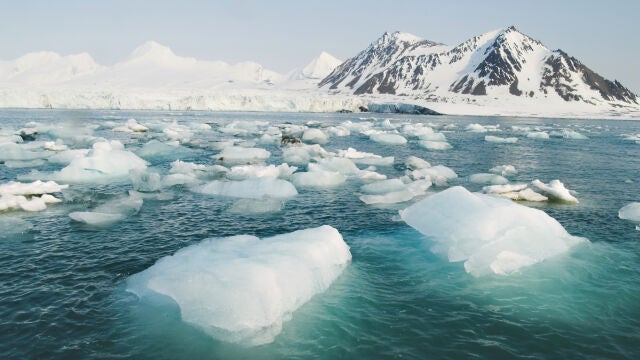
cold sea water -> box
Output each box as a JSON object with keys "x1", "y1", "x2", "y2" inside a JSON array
[{"x1": 0, "y1": 109, "x2": 639, "y2": 359}]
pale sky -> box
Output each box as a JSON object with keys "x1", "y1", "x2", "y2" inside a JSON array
[{"x1": 1, "y1": 0, "x2": 638, "y2": 92}]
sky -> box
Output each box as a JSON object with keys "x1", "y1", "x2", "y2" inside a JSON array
[{"x1": 0, "y1": 0, "x2": 638, "y2": 92}]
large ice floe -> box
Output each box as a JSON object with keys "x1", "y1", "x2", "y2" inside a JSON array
[
  {"x1": 400, "y1": 186, "x2": 587, "y2": 276},
  {"x1": 0, "y1": 180, "x2": 67, "y2": 212},
  {"x1": 69, "y1": 192, "x2": 143, "y2": 226},
  {"x1": 20, "y1": 140, "x2": 148, "y2": 184},
  {"x1": 193, "y1": 178, "x2": 298, "y2": 199},
  {"x1": 126, "y1": 225, "x2": 351, "y2": 346}
]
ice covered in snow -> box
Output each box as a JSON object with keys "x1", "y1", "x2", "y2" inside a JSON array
[
  {"x1": 484, "y1": 135, "x2": 518, "y2": 143},
  {"x1": 400, "y1": 186, "x2": 587, "y2": 276},
  {"x1": 216, "y1": 147, "x2": 271, "y2": 163},
  {"x1": 301, "y1": 128, "x2": 329, "y2": 144},
  {"x1": 0, "y1": 194, "x2": 47, "y2": 212},
  {"x1": 618, "y1": 202, "x2": 640, "y2": 223},
  {"x1": 369, "y1": 133, "x2": 407, "y2": 145},
  {"x1": 531, "y1": 179, "x2": 579, "y2": 203},
  {"x1": 126, "y1": 225, "x2": 351, "y2": 346},
  {"x1": 69, "y1": 193, "x2": 143, "y2": 226},
  {"x1": 0, "y1": 180, "x2": 66, "y2": 213},
  {"x1": 194, "y1": 178, "x2": 297, "y2": 199}
]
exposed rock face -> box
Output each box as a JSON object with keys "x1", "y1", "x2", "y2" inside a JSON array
[{"x1": 320, "y1": 26, "x2": 638, "y2": 105}]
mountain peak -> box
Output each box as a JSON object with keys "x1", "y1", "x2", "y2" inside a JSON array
[
  {"x1": 299, "y1": 52, "x2": 342, "y2": 79},
  {"x1": 128, "y1": 41, "x2": 176, "y2": 60}
]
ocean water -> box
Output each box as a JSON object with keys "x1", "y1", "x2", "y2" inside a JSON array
[{"x1": 0, "y1": 109, "x2": 639, "y2": 359}]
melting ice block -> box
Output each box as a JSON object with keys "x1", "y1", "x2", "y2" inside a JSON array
[
  {"x1": 399, "y1": 186, "x2": 586, "y2": 276},
  {"x1": 619, "y1": 202, "x2": 640, "y2": 223},
  {"x1": 126, "y1": 225, "x2": 351, "y2": 346}
]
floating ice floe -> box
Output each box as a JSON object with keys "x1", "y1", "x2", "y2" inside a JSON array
[
  {"x1": 531, "y1": 179, "x2": 579, "y2": 203},
  {"x1": 21, "y1": 140, "x2": 148, "y2": 184},
  {"x1": 410, "y1": 165, "x2": 458, "y2": 186},
  {"x1": 302, "y1": 128, "x2": 329, "y2": 144},
  {"x1": 281, "y1": 144, "x2": 330, "y2": 165},
  {"x1": 369, "y1": 132, "x2": 407, "y2": 145},
  {"x1": 465, "y1": 123, "x2": 500, "y2": 133},
  {"x1": 226, "y1": 164, "x2": 297, "y2": 181},
  {"x1": 126, "y1": 225, "x2": 351, "y2": 346},
  {"x1": 551, "y1": 129, "x2": 588, "y2": 140},
  {"x1": 399, "y1": 186, "x2": 587, "y2": 276},
  {"x1": 360, "y1": 179, "x2": 431, "y2": 205},
  {"x1": 484, "y1": 135, "x2": 518, "y2": 143},
  {"x1": 113, "y1": 118, "x2": 148, "y2": 133},
  {"x1": 290, "y1": 167, "x2": 346, "y2": 189},
  {"x1": 69, "y1": 192, "x2": 143, "y2": 226},
  {"x1": 337, "y1": 148, "x2": 394, "y2": 166},
  {"x1": 483, "y1": 183, "x2": 548, "y2": 202},
  {"x1": 618, "y1": 202, "x2": 640, "y2": 223},
  {"x1": 136, "y1": 140, "x2": 182, "y2": 159},
  {"x1": 0, "y1": 180, "x2": 67, "y2": 213},
  {"x1": 216, "y1": 147, "x2": 270, "y2": 164},
  {"x1": 0, "y1": 142, "x2": 48, "y2": 162},
  {"x1": 44, "y1": 140, "x2": 69, "y2": 151},
  {"x1": 418, "y1": 140, "x2": 452, "y2": 150},
  {"x1": 405, "y1": 156, "x2": 431, "y2": 170},
  {"x1": 194, "y1": 178, "x2": 298, "y2": 199},
  {"x1": 526, "y1": 131, "x2": 550, "y2": 139},
  {"x1": 489, "y1": 165, "x2": 517, "y2": 177}
]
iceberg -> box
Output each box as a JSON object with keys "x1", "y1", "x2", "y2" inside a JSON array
[
  {"x1": 618, "y1": 202, "x2": 640, "y2": 223},
  {"x1": 399, "y1": 186, "x2": 586, "y2": 276},
  {"x1": 126, "y1": 225, "x2": 351, "y2": 346}
]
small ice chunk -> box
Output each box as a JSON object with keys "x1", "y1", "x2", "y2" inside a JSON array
[
  {"x1": 312, "y1": 158, "x2": 360, "y2": 175},
  {"x1": 226, "y1": 164, "x2": 297, "y2": 181},
  {"x1": 302, "y1": 129, "x2": 329, "y2": 144},
  {"x1": 126, "y1": 225, "x2": 351, "y2": 346},
  {"x1": 618, "y1": 202, "x2": 640, "y2": 222},
  {"x1": 281, "y1": 144, "x2": 329, "y2": 165},
  {"x1": 419, "y1": 140, "x2": 452, "y2": 150},
  {"x1": 114, "y1": 118, "x2": 148, "y2": 133},
  {"x1": 527, "y1": 131, "x2": 550, "y2": 139},
  {"x1": 194, "y1": 178, "x2": 298, "y2": 199},
  {"x1": 531, "y1": 179, "x2": 579, "y2": 203},
  {"x1": 290, "y1": 169, "x2": 346, "y2": 188},
  {"x1": 552, "y1": 129, "x2": 588, "y2": 140},
  {"x1": 137, "y1": 140, "x2": 181, "y2": 159},
  {"x1": 217, "y1": 147, "x2": 271, "y2": 163},
  {"x1": 370, "y1": 133, "x2": 407, "y2": 145},
  {"x1": 69, "y1": 193, "x2": 143, "y2": 226},
  {"x1": 361, "y1": 179, "x2": 407, "y2": 194},
  {"x1": 489, "y1": 165, "x2": 517, "y2": 177},
  {"x1": 483, "y1": 183, "x2": 529, "y2": 194},
  {"x1": 405, "y1": 156, "x2": 431, "y2": 170},
  {"x1": 130, "y1": 169, "x2": 163, "y2": 192},
  {"x1": 44, "y1": 141, "x2": 69, "y2": 151},
  {"x1": 419, "y1": 132, "x2": 447, "y2": 142},
  {"x1": 337, "y1": 148, "x2": 393, "y2": 166},
  {"x1": 360, "y1": 179, "x2": 431, "y2": 205},
  {"x1": 399, "y1": 186, "x2": 587, "y2": 276},
  {"x1": 484, "y1": 136, "x2": 518, "y2": 143},
  {"x1": 465, "y1": 123, "x2": 487, "y2": 133},
  {"x1": 411, "y1": 165, "x2": 457, "y2": 186}
]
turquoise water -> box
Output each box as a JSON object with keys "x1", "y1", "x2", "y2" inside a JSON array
[{"x1": 1, "y1": 110, "x2": 639, "y2": 359}]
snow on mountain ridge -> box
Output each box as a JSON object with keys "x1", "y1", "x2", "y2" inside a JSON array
[{"x1": 321, "y1": 26, "x2": 638, "y2": 106}]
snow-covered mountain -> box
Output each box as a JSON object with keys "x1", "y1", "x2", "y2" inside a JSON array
[
  {"x1": 289, "y1": 52, "x2": 342, "y2": 80},
  {"x1": 320, "y1": 26, "x2": 638, "y2": 106},
  {"x1": 0, "y1": 51, "x2": 103, "y2": 85}
]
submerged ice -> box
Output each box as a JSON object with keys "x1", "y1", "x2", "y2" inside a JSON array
[
  {"x1": 126, "y1": 225, "x2": 351, "y2": 346},
  {"x1": 400, "y1": 186, "x2": 586, "y2": 276}
]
